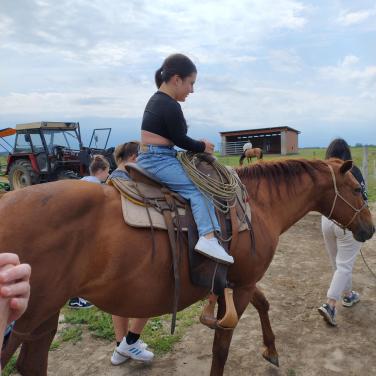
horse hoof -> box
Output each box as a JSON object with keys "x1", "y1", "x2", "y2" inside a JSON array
[{"x1": 262, "y1": 352, "x2": 279, "y2": 367}]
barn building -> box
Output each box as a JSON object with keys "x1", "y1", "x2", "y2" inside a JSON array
[{"x1": 219, "y1": 126, "x2": 300, "y2": 156}]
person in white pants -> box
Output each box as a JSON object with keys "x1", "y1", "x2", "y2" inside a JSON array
[
  {"x1": 318, "y1": 138, "x2": 367, "y2": 326},
  {"x1": 318, "y1": 217, "x2": 362, "y2": 325}
]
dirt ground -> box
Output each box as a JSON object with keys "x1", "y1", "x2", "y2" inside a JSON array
[{"x1": 37, "y1": 207, "x2": 376, "y2": 375}]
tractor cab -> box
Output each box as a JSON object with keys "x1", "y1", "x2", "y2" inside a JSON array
[{"x1": 4, "y1": 122, "x2": 114, "y2": 190}]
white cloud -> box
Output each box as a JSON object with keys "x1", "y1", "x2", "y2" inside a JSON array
[
  {"x1": 319, "y1": 55, "x2": 376, "y2": 87},
  {"x1": 0, "y1": 86, "x2": 150, "y2": 118},
  {"x1": 337, "y1": 8, "x2": 376, "y2": 26},
  {"x1": 269, "y1": 49, "x2": 303, "y2": 73},
  {"x1": 232, "y1": 55, "x2": 258, "y2": 63},
  {"x1": 0, "y1": 15, "x2": 14, "y2": 40},
  {"x1": 0, "y1": 0, "x2": 308, "y2": 66},
  {"x1": 341, "y1": 55, "x2": 359, "y2": 67},
  {"x1": 0, "y1": 0, "x2": 375, "y2": 146}
]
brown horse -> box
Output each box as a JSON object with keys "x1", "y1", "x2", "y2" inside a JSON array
[
  {"x1": 239, "y1": 147, "x2": 263, "y2": 165},
  {"x1": 0, "y1": 158, "x2": 374, "y2": 375}
]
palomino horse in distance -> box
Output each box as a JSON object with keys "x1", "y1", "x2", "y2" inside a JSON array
[
  {"x1": 1, "y1": 158, "x2": 374, "y2": 375},
  {"x1": 239, "y1": 147, "x2": 263, "y2": 165}
]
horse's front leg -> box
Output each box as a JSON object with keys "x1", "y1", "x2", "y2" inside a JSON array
[
  {"x1": 15, "y1": 312, "x2": 60, "y2": 376},
  {"x1": 210, "y1": 286, "x2": 252, "y2": 376},
  {"x1": 250, "y1": 286, "x2": 279, "y2": 366}
]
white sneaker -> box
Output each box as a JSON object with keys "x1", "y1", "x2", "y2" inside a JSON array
[
  {"x1": 117, "y1": 339, "x2": 154, "y2": 362},
  {"x1": 111, "y1": 339, "x2": 148, "y2": 365},
  {"x1": 111, "y1": 348, "x2": 129, "y2": 366},
  {"x1": 195, "y1": 236, "x2": 234, "y2": 265}
]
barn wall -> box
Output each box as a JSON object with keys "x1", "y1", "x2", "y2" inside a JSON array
[{"x1": 286, "y1": 131, "x2": 298, "y2": 154}]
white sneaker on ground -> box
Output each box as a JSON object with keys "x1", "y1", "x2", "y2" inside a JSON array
[
  {"x1": 117, "y1": 339, "x2": 154, "y2": 362},
  {"x1": 195, "y1": 236, "x2": 234, "y2": 265},
  {"x1": 111, "y1": 348, "x2": 129, "y2": 366},
  {"x1": 111, "y1": 339, "x2": 148, "y2": 365}
]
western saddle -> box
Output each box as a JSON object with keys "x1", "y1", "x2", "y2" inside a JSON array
[{"x1": 109, "y1": 157, "x2": 251, "y2": 333}]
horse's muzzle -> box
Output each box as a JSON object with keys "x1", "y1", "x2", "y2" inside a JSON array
[{"x1": 353, "y1": 223, "x2": 375, "y2": 242}]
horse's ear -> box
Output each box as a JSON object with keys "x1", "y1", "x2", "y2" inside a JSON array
[{"x1": 339, "y1": 160, "x2": 353, "y2": 175}]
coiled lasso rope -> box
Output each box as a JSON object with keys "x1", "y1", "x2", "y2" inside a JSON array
[{"x1": 177, "y1": 151, "x2": 239, "y2": 213}]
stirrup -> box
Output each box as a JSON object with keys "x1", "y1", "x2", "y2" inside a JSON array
[
  {"x1": 217, "y1": 288, "x2": 238, "y2": 329},
  {"x1": 200, "y1": 298, "x2": 218, "y2": 329},
  {"x1": 199, "y1": 288, "x2": 238, "y2": 330}
]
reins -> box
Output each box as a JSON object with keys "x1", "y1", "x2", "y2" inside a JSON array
[{"x1": 326, "y1": 164, "x2": 368, "y2": 229}]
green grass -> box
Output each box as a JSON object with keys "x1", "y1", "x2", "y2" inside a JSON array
[
  {"x1": 2, "y1": 355, "x2": 17, "y2": 376},
  {"x1": 3, "y1": 302, "x2": 204, "y2": 375},
  {"x1": 59, "y1": 326, "x2": 83, "y2": 344},
  {"x1": 58, "y1": 300, "x2": 203, "y2": 355},
  {"x1": 217, "y1": 146, "x2": 376, "y2": 202}
]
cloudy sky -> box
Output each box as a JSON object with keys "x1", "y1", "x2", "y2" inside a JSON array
[{"x1": 0, "y1": 0, "x2": 375, "y2": 147}]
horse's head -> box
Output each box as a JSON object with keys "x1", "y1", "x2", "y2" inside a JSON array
[{"x1": 321, "y1": 159, "x2": 374, "y2": 242}]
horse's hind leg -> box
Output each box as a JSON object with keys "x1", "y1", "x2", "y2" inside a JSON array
[
  {"x1": 250, "y1": 286, "x2": 279, "y2": 366},
  {"x1": 210, "y1": 287, "x2": 252, "y2": 376},
  {"x1": 15, "y1": 312, "x2": 60, "y2": 376}
]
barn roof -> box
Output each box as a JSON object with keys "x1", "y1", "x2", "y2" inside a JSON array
[{"x1": 220, "y1": 126, "x2": 300, "y2": 137}]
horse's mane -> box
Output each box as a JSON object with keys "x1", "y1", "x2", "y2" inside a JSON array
[{"x1": 236, "y1": 158, "x2": 328, "y2": 198}]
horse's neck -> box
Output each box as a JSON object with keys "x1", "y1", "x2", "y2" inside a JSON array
[{"x1": 246, "y1": 167, "x2": 322, "y2": 235}]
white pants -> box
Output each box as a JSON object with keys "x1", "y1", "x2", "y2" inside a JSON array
[{"x1": 321, "y1": 216, "x2": 362, "y2": 301}]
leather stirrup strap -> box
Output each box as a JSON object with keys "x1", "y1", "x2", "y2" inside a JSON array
[
  {"x1": 162, "y1": 191, "x2": 181, "y2": 335},
  {"x1": 229, "y1": 206, "x2": 239, "y2": 254}
]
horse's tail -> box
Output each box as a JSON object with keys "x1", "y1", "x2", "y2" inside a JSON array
[
  {"x1": 239, "y1": 152, "x2": 246, "y2": 166},
  {"x1": 259, "y1": 149, "x2": 263, "y2": 159}
]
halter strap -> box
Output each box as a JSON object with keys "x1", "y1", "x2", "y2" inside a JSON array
[{"x1": 327, "y1": 164, "x2": 368, "y2": 229}]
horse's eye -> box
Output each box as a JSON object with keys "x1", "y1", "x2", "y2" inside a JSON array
[{"x1": 354, "y1": 187, "x2": 362, "y2": 194}]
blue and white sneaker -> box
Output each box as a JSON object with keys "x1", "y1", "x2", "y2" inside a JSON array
[
  {"x1": 318, "y1": 303, "x2": 337, "y2": 326},
  {"x1": 111, "y1": 348, "x2": 129, "y2": 366},
  {"x1": 342, "y1": 291, "x2": 360, "y2": 307},
  {"x1": 111, "y1": 339, "x2": 148, "y2": 365},
  {"x1": 68, "y1": 297, "x2": 93, "y2": 309},
  {"x1": 117, "y1": 339, "x2": 154, "y2": 362}
]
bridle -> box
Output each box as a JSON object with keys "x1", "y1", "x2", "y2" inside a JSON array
[{"x1": 326, "y1": 164, "x2": 368, "y2": 229}]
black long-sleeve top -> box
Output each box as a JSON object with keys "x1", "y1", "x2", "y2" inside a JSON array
[{"x1": 141, "y1": 91, "x2": 205, "y2": 153}]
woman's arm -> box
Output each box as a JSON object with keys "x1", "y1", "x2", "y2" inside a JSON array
[{"x1": 164, "y1": 102, "x2": 206, "y2": 152}]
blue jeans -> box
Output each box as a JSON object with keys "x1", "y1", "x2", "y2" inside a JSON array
[{"x1": 137, "y1": 145, "x2": 220, "y2": 236}]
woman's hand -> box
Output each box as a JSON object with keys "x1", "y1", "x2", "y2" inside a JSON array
[
  {"x1": 201, "y1": 139, "x2": 215, "y2": 154},
  {"x1": 0, "y1": 253, "x2": 31, "y2": 324}
]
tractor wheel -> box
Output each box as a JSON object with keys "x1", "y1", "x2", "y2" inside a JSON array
[
  {"x1": 57, "y1": 170, "x2": 80, "y2": 180},
  {"x1": 9, "y1": 160, "x2": 40, "y2": 190}
]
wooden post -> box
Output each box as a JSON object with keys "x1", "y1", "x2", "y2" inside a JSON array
[{"x1": 362, "y1": 146, "x2": 368, "y2": 190}]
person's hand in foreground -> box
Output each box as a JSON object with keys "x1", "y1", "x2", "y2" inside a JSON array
[{"x1": 0, "y1": 253, "x2": 31, "y2": 324}]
